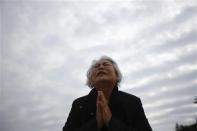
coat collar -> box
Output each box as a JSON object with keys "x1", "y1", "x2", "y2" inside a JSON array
[{"x1": 108, "y1": 86, "x2": 121, "y2": 109}]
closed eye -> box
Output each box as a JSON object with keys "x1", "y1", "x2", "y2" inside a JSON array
[
  {"x1": 93, "y1": 62, "x2": 112, "y2": 68},
  {"x1": 103, "y1": 62, "x2": 112, "y2": 66}
]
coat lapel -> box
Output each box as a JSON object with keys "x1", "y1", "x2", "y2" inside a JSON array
[
  {"x1": 108, "y1": 87, "x2": 126, "y2": 121},
  {"x1": 86, "y1": 88, "x2": 97, "y2": 118}
]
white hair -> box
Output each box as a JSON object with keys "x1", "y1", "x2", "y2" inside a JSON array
[{"x1": 86, "y1": 56, "x2": 122, "y2": 88}]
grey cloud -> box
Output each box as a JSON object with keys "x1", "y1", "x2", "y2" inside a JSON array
[
  {"x1": 72, "y1": 1, "x2": 164, "y2": 37},
  {"x1": 126, "y1": 69, "x2": 197, "y2": 99},
  {"x1": 152, "y1": 5, "x2": 197, "y2": 33},
  {"x1": 168, "y1": 5, "x2": 197, "y2": 26},
  {"x1": 101, "y1": 1, "x2": 163, "y2": 23},
  {"x1": 1, "y1": 88, "x2": 68, "y2": 131},
  {"x1": 126, "y1": 50, "x2": 197, "y2": 82},
  {"x1": 145, "y1": 95, "x2": 196, "y2": 116},
  {"x1": 146, "y1": 83, "x2": 196, "y2": 105},
  {"x1": 1, "y1": 1, "x2": 197, "y2": 131},
  {"x1": 151, "y1": 30, "x2": 197, "y2": 53},
  {"x1": 129, "y1": 5, "x2": 197, "y2": 46},
  {"x1": 73, "y1": 15, "x2": 103, "y2": 37},
  {"x1": 150, "y1": 105, "x2": 197, "y2": 128},
  {"x1": 145, "y1": 70, "x2": 197, "y2": 87}
]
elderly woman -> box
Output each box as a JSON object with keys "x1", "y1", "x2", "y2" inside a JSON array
[{"x1": 63, "y1": 56, "x2": 152, "y2": 131}]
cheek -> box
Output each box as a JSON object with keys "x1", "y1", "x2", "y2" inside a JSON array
[
  {"x1": 112, "y1": 72, "x2": 118, "y2": 80},
  {"x1": 91, "y1": 71, "x2": 97, "y2": 80}
]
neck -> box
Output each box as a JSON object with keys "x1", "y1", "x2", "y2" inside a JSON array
[{"x1": 95, "y1": 82, "x2": 115, "y2": 101}]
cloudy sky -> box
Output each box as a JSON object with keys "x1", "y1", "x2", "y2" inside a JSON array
[{"x1": 1, "y1": 0, "x2": 197, "y2": 131}]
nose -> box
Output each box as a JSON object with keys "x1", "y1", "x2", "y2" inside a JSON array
[{"x1": 98, "y1": 64, "x2": 104, "y2": 69}]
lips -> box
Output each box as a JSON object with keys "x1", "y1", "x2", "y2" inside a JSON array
[{"x1": 96, "y1": 70, "x2": 107, "y2": 76}]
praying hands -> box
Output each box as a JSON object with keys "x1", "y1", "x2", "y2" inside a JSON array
[{"x1": 96, "y1": 91, "x2": 112, "y2": 129}]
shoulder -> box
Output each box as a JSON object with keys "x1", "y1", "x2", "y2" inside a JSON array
[
  {"x1": 118, "y1": 90, "x2": 141, "y2": 104},
  {"x1": 119, "y1": 90, "x2": 140, "y2": 100},
  {"x1": 72, "y1": 95, "x2": 89, "y2": 105},
  {"x1": 117, "y1": 90, "x2": 144, "y2": 112}
]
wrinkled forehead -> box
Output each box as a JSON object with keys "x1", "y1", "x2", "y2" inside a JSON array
[{"x1": 93, "y1": 58, "x2": 113, "y2": 65}]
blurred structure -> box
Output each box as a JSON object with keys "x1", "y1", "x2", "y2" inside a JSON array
[
  {"x1": 193, "y1": 96, "x2": 197, "y2": 104},
  {"x1": 175, "y1": 119, "x2": 197, "y2": 131}
]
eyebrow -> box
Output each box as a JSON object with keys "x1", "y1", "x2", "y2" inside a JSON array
[{"x1": 94, "y1": 61, "x2": 111, "y2": 66}]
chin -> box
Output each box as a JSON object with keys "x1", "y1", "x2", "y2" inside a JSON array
[
  {"x1": 95, "y1": 86, "x2": 103, "y2": 91},
  {"x1": 96, "y1": 78, "x2": 108, "y2": 83},
  {"x1": 97, "y1": 75, "x2": 108, "y2": 80}
]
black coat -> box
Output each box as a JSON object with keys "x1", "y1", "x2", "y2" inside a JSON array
[{"x1": 63, "y1": 87, "x2": 152, "y2": 131}]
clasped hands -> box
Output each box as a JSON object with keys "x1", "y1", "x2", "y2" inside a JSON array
[{"x1": 96, "y1": 91, "x2": 112, "y2": 129}]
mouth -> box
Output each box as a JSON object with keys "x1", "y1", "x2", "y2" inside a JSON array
[{"x1": 97, "y1": 71, "x2": 107, "y2": 76}]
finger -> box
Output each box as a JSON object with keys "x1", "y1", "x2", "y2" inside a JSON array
[
  {"x1": 97, "y1": 91, "x2": 102, "y2": 103},
  {"x1": 97, "y1": 91, "x2": 102, "y2": 102},
  {"x1": 99, "y1": 101, "x2": 111, "y2": 125},
  {"x1": 100, "y1": 92, "x2": 107, "y2": 104},
  {"x1": 99, "y1": 101, "x2": 109, "y2": 115},
  {"x1": 96, "y1": 102, "x2": 102, "y2": 120},
  {"x1": 97, "y1": 100, "x2": 101, "y2": 113},
  {"x1": 97, "y1": 104, "x2": 101, "y2": 116},
  {"x1": 100, "y1": 98, "x2": 108, "y2": 111},
  {"x1": 97, "y1": 91, "x2": 110, "y2": 113}
]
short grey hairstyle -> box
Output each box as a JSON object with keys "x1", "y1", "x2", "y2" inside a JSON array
[{"x1": 86, "y1": 56, "x2": 122, "y2": 88}]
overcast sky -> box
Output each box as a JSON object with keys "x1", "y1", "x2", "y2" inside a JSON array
[{"x1": 1, "y1": 0, "x2": 197, "y2": 131}]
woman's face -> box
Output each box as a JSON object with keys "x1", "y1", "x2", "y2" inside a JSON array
[{"x1": 90, "y1": 59, "x2": 117, "y2": 87}]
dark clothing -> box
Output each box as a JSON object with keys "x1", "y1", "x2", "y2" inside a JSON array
[{"x1": 63, "y1": 87, "x2": 152, "y2": 131}]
